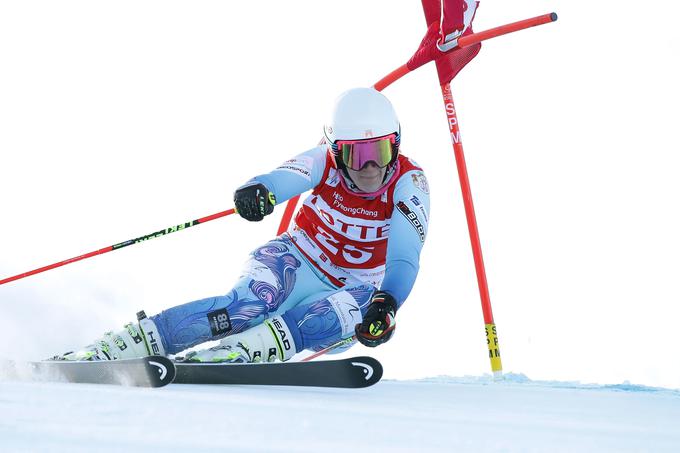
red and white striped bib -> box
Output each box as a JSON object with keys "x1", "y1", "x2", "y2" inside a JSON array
[{"x1": 288, "y1": 154, "x2": 421, "y2": 287}]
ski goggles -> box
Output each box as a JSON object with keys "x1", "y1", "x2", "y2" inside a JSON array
[{"x1": 335, "y1": 134, "x2": 398, "y2": 171}]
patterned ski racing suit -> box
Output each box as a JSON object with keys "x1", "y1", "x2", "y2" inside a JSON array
[{"x1": 150, "y1": 145, "x2": 431, "y2": 357}]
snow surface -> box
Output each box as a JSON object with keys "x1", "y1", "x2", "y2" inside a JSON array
[
  {"x1": 1, "y1": 3, "x2": 680, "y2": 451},
  {"x1": 1, "y1": 371, "x2": 679, "y2": 452}
]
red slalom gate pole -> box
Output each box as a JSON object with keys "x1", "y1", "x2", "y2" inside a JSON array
[
  {"x1": 440, "y1": 83, "x2": 501, "y2": 375},
  {"x1": 276, "y1": 12, "x2": 558, "y2": 366},
  {"x1": 458, "y1": 13, "x2": 557, "y2": 49},
  {"x1": 277, "y1": 14, "x2": 557, "y2": 234},
  {"x1": 277, "y1": 195, "x2": 300, "y2": 235},
  {"x1": 0, "y1": 208, "x2": 237, "y2": 286},
  {"x1": 373, "y1": 65, "x2": 411, "y2": 92},
  {"x1": 276, "y1": 14, "x2": 557, "y2": 235}
]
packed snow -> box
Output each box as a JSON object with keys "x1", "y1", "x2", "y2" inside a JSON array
[
  {"x1": 2, "y1": 1, "x2": 680, "y2": 451},
  {"x1": 1, "y1": 369, "x2": 679, "y2": 452}
]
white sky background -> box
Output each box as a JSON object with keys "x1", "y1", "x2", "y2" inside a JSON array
[{"x1": 1, "y1": 1, "x2": 679, "y2": 388}]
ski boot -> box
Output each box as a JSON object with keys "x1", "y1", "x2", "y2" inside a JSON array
[
  {"x1": 54, "y1": 311, "x2": 165, "y2": 361},
  {"x1": 183, "y1": 316, "x2": 296, "y2": 363}
]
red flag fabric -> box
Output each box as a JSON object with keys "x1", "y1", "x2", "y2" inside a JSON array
[
  {"x1": 407, "y1": 21, "x2": 446, "y2": 72},
  {"x1": 408, "y1": 0, "x2": 481, "y2": 85},
  {"x1": 440, "y1": 0, "x2": 479, "y2": 50},
  {"x1": 433, "y1": 35, "x2": 480, "y2": 85}
]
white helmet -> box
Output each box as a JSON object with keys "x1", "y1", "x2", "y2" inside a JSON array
[{"x1": 324, "y1": 88, "x2": 401, "y2": 168}]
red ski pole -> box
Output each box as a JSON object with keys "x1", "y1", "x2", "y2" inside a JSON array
[
  {"x1": 0, "y1": 209, "x2": 237, "y2": 286},
  {"x1": 301, "y1": 335, "x2": 357, "y2": 362}
]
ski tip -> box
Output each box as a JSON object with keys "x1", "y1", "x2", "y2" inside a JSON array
[
  {"x1": 550, "y1": 12, "x2": 558, "y2": 22},
  {"x1": 349, "y1": 356, "x2": 383, "y2": 388},
  {"x1": 146, "y1": 356, "x2": 176, "y2": 387}
]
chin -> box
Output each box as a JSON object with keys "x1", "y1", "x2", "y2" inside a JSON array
[
  {"x1": 358, "y1": 182, "x2": 381, "y2": 193},
  {"x1": 346, "y1": 168, "x2": 386, "y2": 193}
]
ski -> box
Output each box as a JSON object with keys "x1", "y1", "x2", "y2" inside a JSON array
[
  {"x1": 173, "y1": 355, "x2": 382, "y2": 388},
  {"x1": 1, "y1": 355, "x2": 381, "y2": 388},
  {"x1": 9, "y1": 356, "x2": 176, "y2": 388}
]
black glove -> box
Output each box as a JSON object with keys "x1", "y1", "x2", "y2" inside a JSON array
[
  {"x1": 234, "y1": 183, "x2": 276, "y2": 222},
  {"x1": 355, "y1": 291, "x2": 398, "y2": 347}
]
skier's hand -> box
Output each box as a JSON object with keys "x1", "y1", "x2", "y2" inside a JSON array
[
  {"x1": 355, "y1": 291, "x2": 397, "y2": 347},
  {"x1": 234, "y1": 183, "x2": 276, "y2": 222}
]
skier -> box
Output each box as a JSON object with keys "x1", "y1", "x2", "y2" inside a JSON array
[{"x1": 57, "y1": 87, "x2": 430, "y2": 363}]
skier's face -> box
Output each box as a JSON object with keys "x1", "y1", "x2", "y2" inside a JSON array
[{"x1": 346, "y1": 162, "x2": 387, "y2": 193}]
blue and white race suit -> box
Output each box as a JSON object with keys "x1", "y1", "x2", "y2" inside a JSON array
[{"x1": 151, "y1": 145, "x2": 430, "y2": 356}]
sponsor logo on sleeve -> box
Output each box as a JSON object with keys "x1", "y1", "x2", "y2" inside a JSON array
[
  {"x1": 396, "y1": 201, "x2": 426, "y2": 242},
  {"x1": 418, "y1": 206, "x2": 428, "y2": 223},
  {"x1": 410, "y1": 195, "x2": 428, "y2": 223},
  {"x1": 275, "y1": 156, "x2": 314, "y2": 181},
  {"x1": 411, "y1": 172, "x2": 430, "y2": 194}
]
